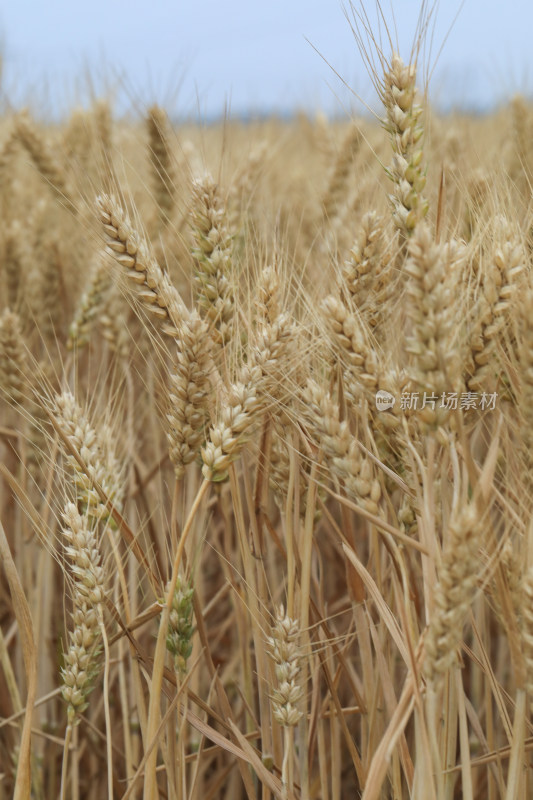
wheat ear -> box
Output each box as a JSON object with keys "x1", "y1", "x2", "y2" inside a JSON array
[
  {"x1": 321, "y1": 293, "x2": 379, "y2": 407},
  {"x1": 467, "y1": 216, "x2": 526, "y2": 392},
  {"x1": 202, "y1": 265, "x2": 299, "y2": 481},
  {"x1": 68, "y1": 253, "x2": 113, "y2": 350},
  {"x1": 97, "y1": 193, "x2": 186, "y2": 338},
  {"x1": 15, "y1": 111, "x2": 76, "y2": 214},
  {"x1": 381, "y1": 54, "x2": 428, "y2": 236},
  {"x1": 0, "y1": 125, "x2": 19, "y2": 193},
  {"x1": 424, "y1": 505, "x2": 481, "y2": 686},
  {"x1": 51, "y1": 391, "x2": 123, "y2": 524},
  {"x1": 190, "y1": 173, "x2": 236, "y2": 345},
  {"x1": 147, "y1": 105, "x2": 176, "y2": 226},
  {"x1": 3, "y1": 221, "x2": 28, "y2": 310},
  {"x1": 509, "y1": 94, "x2": 533, "y2": 187},
  {"x1": 267, "y1": 606, "x2": 303, "y2": 798},
  {"x1": 93, "y1": 99, "x2": 114, "y2": 187},
  {"x1": 304, "y1": 380, "x2": 381, "y2": 514},
  {"x1": 166, "y1": 308, "x2": 212, "y2": 479},
  {"x1": 62, "y1": 107, "x2": 92, "y2": 172},
  {"x1": 404, "y1": 223, "x2": 463, "y2": 430},
  {"x1": 166, "y1": 577, "x2": 195, "y2": 676},
  {"x1": 0, "y1": 309, "x2": 28, "y2": 409},
  {"x1": 267, "y1": 606, "x2": 303, "y2": 727},
  {"x1": 60, "y1": 503, "x2": 105, "y2": 724},
  {"x1": 321, "y1": 122, "x2": 361, "y2": 226},
  {"x1": 341, "y1": 210, "x2": 386, "y2": 322},
  {"x1": 228, "y1": 140, "x2": 268, "y2": 232},
  {"x1": 201, "y1": 374, "x2": 261, "y2": 482}
]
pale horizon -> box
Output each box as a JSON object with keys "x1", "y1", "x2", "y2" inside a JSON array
[{"x1": 1, "y1": 1, "x2": 532, "y2": 120}]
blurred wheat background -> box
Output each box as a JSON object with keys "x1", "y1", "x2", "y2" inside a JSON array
[{"x1": 2, "y1": 2, "x2": 533, "y2": 799}]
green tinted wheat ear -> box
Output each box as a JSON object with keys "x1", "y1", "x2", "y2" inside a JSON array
[
  {"x1": 68, "y1": 253, "x2": 113, "y2": 350},
  {"x1": 190, "y1": 173, "x2": 235, "y2": 345},
  {"x1": 27, "y1": 233, "x2": 64, "y2": 344},
  {"x1": 424, "y1": 505, "x2": 481, "y2": 686},
  {"x1": 51, "y1": 391, "x2": 123, "y2": 524},
  {"x1": 166, "y1": 308, "x2": 212, "y2": 479},
  {"x1": 0, "y1": 308, "x2": 27, "y2": 409},
  {"x1": 0, "y1": 126, "x2": 18, "y2": 194},
  {"x1": 166, "y1": 577, "x2": 194, "y2": 676},
  {"x1": 467, "y1": 216, "x2": 526, "y2": 392},
  {"x1": 14, "y1": 111, "x2": 76, "y2": 214},
  {"x1": 381, "y1": 54, "x2": 428, "y2": 236},
  {"x1": 4, "y1": 221, "x2": 26, "y2": 310},
  {"x1": 60, "y1": 503, "x2": 105, "y2": 724},
  {"x1": 147, "y1": 105, "x2": 175, "y2": 225},
  {"x1": 97, "y1": 193, "x2": 186, "y2": 338},
  {"x1": 5, "y1": 217, "x2": 41, "y2": 323}
]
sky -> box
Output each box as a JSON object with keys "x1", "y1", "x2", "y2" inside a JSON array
[{"x1": 1, "y1": 1, "x2": 533, "y2": 119}]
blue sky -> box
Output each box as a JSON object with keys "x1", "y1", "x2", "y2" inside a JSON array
[{"x1": 1, "y1": 1, "x2": 533, "y2": 118}]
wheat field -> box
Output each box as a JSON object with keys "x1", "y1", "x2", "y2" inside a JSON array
[{"x1": 1, "y1": 17, "x2": 533, "y2": 800}]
